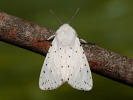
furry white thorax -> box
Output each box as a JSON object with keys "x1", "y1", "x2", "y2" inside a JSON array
[{"x1": 56, "y1": 24, "x2": 77, "y2": 46}]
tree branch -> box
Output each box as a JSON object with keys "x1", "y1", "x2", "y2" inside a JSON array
[{"x1": 0, "y1": 11, "x2": 133, "y2": 87}]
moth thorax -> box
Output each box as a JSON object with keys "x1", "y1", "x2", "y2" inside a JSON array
[{"x1": 56, "y1": 24, "x2": 77, "y2": 46}]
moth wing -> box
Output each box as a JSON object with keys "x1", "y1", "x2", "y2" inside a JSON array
[
  {"x1": 39, "y1": 38, "x2": 63, "y2": 90},
  {"x1": 67, "y1": 37, "x2": 93, "y2": 91}
]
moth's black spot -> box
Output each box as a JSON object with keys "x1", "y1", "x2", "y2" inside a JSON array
[
  {"x1": 46, "y1": 64, "x2": 47, "y2": 66},
  {"x1": 61, "y1": 56, "x2": 62, "y2": 58},
  {"x1": 60, "y1": 48, "x2": 61, "y2": 50},
  {"x1": 68, "y1": 78, "x2": 69, "y2": 81},
  {"x1": 42, "y1": 82, "x2": 44, "y2": 85},
  {"x1": 51, "y1": 70, "x2": 52, "y2": 72},
  {"x1": 83, "y1": 52, "x2": 84, "y2": 54},
  {"x1": 55, "y1": 51, "x2": 56, "y2": 53},
  {"x1": 87, "y1": 70, "x2": 88, "y2": 73},
  {"x1": 75, "y1": 51, "x2": 77, "y2": 53},
  {"x1": 48, "y1": 57, "x2": 50, "y2": 58},
  {"x1": 70, "y1": 47, "x2": 72, "y2": 49},
  {"x1": 85, "y1": 64, "x2": 86, "y2": 66},
  {"x1": 80, "y1": 68, "x2": 81, "y2": 69},
  {"x1": 75, "y1": 86, "x2": 76, "y2": 88},
  {"x1": 48, "y1": 80, "x2": 49, "y2": 81},
  {"x1": 48, "y1": 87, "x2": 50, "y2": 89},
  {"x1": 90, "y1": 85, "x2": 92, "y2": 87},
  {"x1": 71, "y1": 74, "x2": 72, "y2": 76},
  {"x1": 75, "y1": 81, "x2": 76, "y2": 82},
  {"x1": 55, "y1": 81, "x2": 56, "y2": 83},
  {"x1": 68, "y1": 65, "x2": 69, "y2": 68},
  {"x1": 82, "y1": 57, "x2": 84, "y2": 58},
  {"x1": 61, "y1": 66, "x2": 63, "y2": 68},
  {"x1": 84, "y1": 81, "x2": 86, "y2": 84},
  {"x1": 43, "y1": 71, "x2": 45, "y2": 73},
  {"x1": 45, "y1": 88, "x2": 46, "y2": 89},
  {"x1": 61, "y1": 79, "x2": 63, "y2": 81}
]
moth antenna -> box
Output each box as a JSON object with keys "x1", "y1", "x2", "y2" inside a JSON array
[
  {"x1": 49, "y1": 9, "x2": 63, "y2": 24},
  {"x1": 68, "y1": 8, "x2": 80, "y2": 24}
]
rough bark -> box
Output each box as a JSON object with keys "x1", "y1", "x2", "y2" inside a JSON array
[{"x1": 0, "y1": 11, "x2": 133, "y2": 87}]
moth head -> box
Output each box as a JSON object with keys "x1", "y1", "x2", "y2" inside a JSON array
[
  {"x1": 57, "y1": 23, "x2": 76, "y2": 34},
  {"x1": 49, "y1": 8, "x2": 80, "y2": 35}
]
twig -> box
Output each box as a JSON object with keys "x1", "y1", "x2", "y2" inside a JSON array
[{"x1": 0, "y1": 11, "x2": 133, "y2": 87}]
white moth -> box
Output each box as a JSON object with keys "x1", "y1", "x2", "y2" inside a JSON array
[{"x1": 39, "y1": 8, "x2": 93, "y2": 91}]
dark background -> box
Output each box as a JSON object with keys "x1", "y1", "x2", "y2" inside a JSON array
[{"x1": 0, "y1": 0, "x2": 133, "y2": 100}]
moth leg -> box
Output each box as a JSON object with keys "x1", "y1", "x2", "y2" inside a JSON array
[
  {"x1": 38, "y1": 39, "x2": 45, "y2": 42},
  {"x1": 79, "y1": 39, "x2": 87, "y2": 44},
  {"x1": 47, "y1": 35, "x2": 55, "y2": 41},
  {"x1": 38, "y1": 35, "x2": 55, "y2": 42},
  {"x1": 79, "y1": 39, "x2": 95, "y2": 45}
]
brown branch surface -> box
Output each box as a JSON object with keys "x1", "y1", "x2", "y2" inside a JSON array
[{"x1": 0, "y1": 11, "x2": 133, "y2": 87}]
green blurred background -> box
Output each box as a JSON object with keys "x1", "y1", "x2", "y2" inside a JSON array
[{"x1": 0, "y1": 0, "x2": 133, "y2": 100}]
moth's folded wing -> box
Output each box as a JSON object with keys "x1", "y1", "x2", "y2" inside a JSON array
[
  {"x1": 39, "y1": 39, "x2": 63, "y2": 90},
  {"x1": 67, "y1": 37, "x2": 93, "y2": 91}
]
